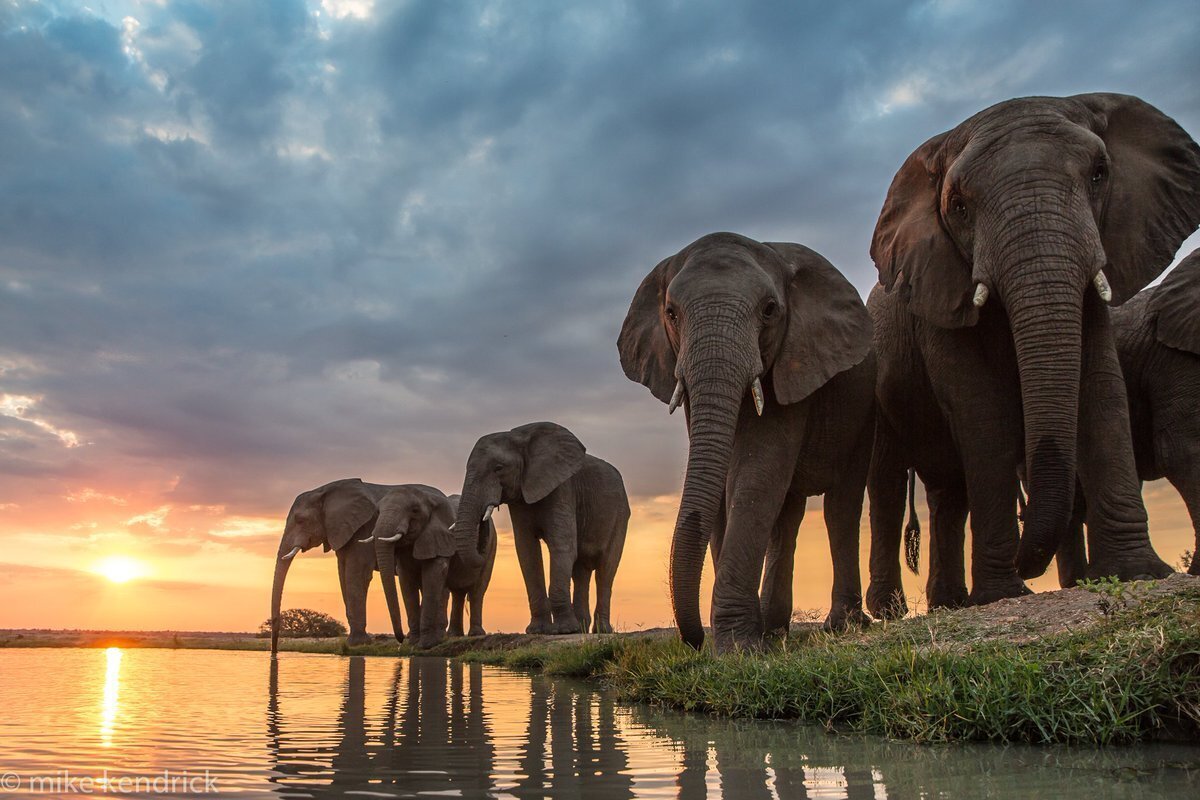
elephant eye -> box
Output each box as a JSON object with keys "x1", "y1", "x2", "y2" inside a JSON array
[
  {"x1": 1091, "y1": 162, "x2": 1107, "y2": 185},
  {"x1": 761, "y1": 299, "x2": 779, "y2": 320},
  {"x1": 492, "y1": 463, "x2": 503, "y2": 473},
  {"x1": 665, "y1": 304, "x2": 678, "y2": 324},
  {"x1": 950, "y1": 196, "x2": 968, "y2": 220}
]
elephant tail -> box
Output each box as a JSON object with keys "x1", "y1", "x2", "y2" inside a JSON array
[{"x1": 904, "y1": 468, "x2": 921, "y2": 575}]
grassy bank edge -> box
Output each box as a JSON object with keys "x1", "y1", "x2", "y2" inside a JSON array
[{"x1": 463, "y1": 591, "x2": 1200, "y2": 745}]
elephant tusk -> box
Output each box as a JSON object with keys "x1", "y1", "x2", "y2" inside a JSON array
[
  {"x1": 280, "y1": 546, "x2": 301, "y2": 561},
  {"x1": 482, "y1": 505, "x2": 496, "y2": 522},
  {"x1": 668, "y1": 379, "x2": 684, "y2": 415},
  {"x1": 1093, "y1": 270, "x2": 1112, "y2": 303},
  {"x1": 377, "y1": 533, "x2": 403, "y2": 543},
  {"x1": 358, "y1": 536, "x2": 375, "y2": 543},
  {"x1": 973, "y1": 283, "x2": 989, "y2": 308},
  {"x1": 750, "y1": 377, "x2": 764, "y2": 416}
]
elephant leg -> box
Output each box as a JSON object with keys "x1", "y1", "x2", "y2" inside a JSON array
[
  {"x1": 448, "y1": 591, "x2": 466, "y2": 638},
  {"x1": 1167, "y1": 473, "x2": 1200, "y2": 575},
  {"x1": 926, "y1": 482, "x2": 969, "y2": 610},
  {"x1": 571, "y1": 562, "x2": 592, "y2": 634},
  {"x1": 1055, "y1": 484, "x2": 1089, "y2": 587},
  {"x1": 822, "y1": 416, "x2": 873, "y2": 631},
  {"x1": 398, "y1": 556, "x2": 423, "y2": 642},
  {"x1": 759, "y1": 492, "x2": 805, "y2": 636},
  {"x1": 866, "y1": 414, "x2": 910, "y2": 620},
  {"x1": 339, "y1": 549, "x2": 374, "y2": 646},
  {"x1": 712, "y1": 409, "x2": 806, "y2": 652},
  {"x1": 417, "y1": 558, "x2": 450, "y2": 649},
  {"x1": 513, "y1": 528, "x2": 553, "y2": 634},
  {"x1": 467, "y1": 584, "x2": 487, "y2": 637},
  {"x1": 545, "y1": 513, "x2": 582, "y2": 634},
  {"x1": 710, "y1": 493, "x2": 727, "y2": 571},
  {"x1": 1076, "y1": 299, "x2": 1171, "y2": 580}
]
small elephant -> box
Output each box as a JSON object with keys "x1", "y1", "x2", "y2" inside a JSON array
[
  {"x1": 363, "y1": 485, "x2": 498, "y2": 649},
  {"x1": 865, "y1": 94, "x2": 1199, "y2": 619},
  {"x1": 619, "y1": 232, "x2": 877, "y2": 652},
  {"x1": 270, "y1": 478, "x2": 399, "y2": 652},
  {"x1": 450, "y1": 422, "x2": 630, "y2": 635}
]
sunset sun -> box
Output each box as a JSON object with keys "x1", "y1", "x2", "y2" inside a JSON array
[{"x1": 92, "y1": 556, "x2": 147, "y2": 584}]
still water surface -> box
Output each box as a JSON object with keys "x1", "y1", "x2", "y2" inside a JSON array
[{"x1": 0, "y1": 648, "x2": 1196, "y2": 798}]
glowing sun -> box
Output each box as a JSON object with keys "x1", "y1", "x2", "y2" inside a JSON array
[{"x1": 93, "y1": 556, "x2": 147, "y2": 584}]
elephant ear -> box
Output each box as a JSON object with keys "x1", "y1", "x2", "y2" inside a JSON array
[
  {"x1": 515, "y1": 421, "x2": 587, "y2": 503},
  {"x1": 765, "y1": 243, "x2": 873, "y2": 404},
  {"x1": 1075, "y1": 93, "x2": 1200, "y2": 305},
  {"x1": 1150, "y1": 248, "x2": 1200, "y2": 355},
  {"x1": 871, "y1": 131, "x2": 978, "y2": 329},
  {"x1": 413, "y1": 494, "x2": 456, "y2": 560},
  {"x1": 322, "y1": 479, "x2": 378, "y2": 552},
  {"x1": 618, "y1": 255, "x2": 679, "y2": 403}
]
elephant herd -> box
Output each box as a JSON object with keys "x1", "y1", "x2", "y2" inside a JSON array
[{"x1": 272, "y1": 92, "x2": 1200, "y2": 655}]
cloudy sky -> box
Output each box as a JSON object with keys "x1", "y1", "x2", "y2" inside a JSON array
[{"x1": 1, "y1": 0, "x2": 1197, "y2": 633}]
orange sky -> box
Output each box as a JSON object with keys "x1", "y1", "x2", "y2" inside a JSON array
[{"x1": 0, "y1": 480, "x2": 1192, "y2": 634}]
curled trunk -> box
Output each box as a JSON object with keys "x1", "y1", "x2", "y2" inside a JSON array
[
  {"x1": 269, "y1": 555, "x2": 292, "y2": 654},
  {"x1": 452, "y1": 488, "x2": 488, "y2": 573}
]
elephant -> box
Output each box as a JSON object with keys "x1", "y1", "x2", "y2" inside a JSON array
[
  {"x1": 361, "y1": 484, "x2": 498, "y2": 648},
  {"x1": 269, "y1": 478, "x2": 402, "y2": 652},
  {"x1": 618, "y1": 231, "x2": 877, "y2": 652},
  {"x1": 1053, "y1": 247, "x2": 1200, "y2": 583},
  {"x1": 865, "y1": 93, "x2": 1200, "y2": 619},
  {"x1": 450, "y1": 421, "x2": 630, "y2": 635}
]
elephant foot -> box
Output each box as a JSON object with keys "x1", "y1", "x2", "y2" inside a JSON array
[
  {"x1": 592, "y1": 619, "x2": 613, "y2": 634},
  {"x1": 547, "y1": 617, "x2": 584, "y2": 635},
  {"x1": 467, "y1": 626, "x2": 486, "y2": 637},
  {"x1": 1086, "y1": 550, "x2": 1173, "y2": 582},
  {"x1": 866, "y1": 583, "x2": 908, "y2": 620},
  {"x1": 417, "y1": 630, "x2": 446, "y2": 650},
  {"x1": 712, "y1": 628, "x2": 765, "y2": 655},
  {"x1": 526, "y1": 619, "x2": 553, "y2": 635},
  {"x1": 928, "y1": 584, "x2": 970, "y2": 611},
  {"x1": 447, "y1": 624, "x2": 465, "y2": 638},
  {"x1": 346, "y1": 631, "x2": 372, "y2": 647},
  {"x1": 1189, "y1": 559, "x2": 1200, "y2": 577},
  {"x1": 822, "y1": 606, "x2": 871, "y2": 633},
  {"x1": 968, "y1": 578, "x2": 1031, "y2": 607}
]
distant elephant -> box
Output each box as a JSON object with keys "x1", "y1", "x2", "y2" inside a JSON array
[
  {"x1": 619, "y1": 232, "x2": 876, "y2": 652},
  {"x1": 362, "y1": 485, "x2": 497, "y2": 648},
  {"x1": 269, "y1": 478, "x2": 398, "y2": 652},
  {"x1": 865, "y1": 93, "x2": 1200, "y2": 619},
  {"x1": 1054, "y1": 247, "x2": 1200, "y2": 583},
  {"x1": 451, "y1": 422, "x2": 630, "y2": 635}
]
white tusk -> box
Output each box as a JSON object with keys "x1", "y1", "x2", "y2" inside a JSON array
[
  {"x1": 482, "y1": 505, "x2": 495, "y2": 522},
  {"x1": 973, "y1": 283, "x2": 989, "y2": 308},
  {"x1": 377, "y1": 533, "x2": 403, "y2": 543},
  {"x1": 750, "y1": 377, "x2": 764, "y2": 416},
  {"x1": 358, "y1": 536, "x2": 375, "y2": 543},
  {"x1": 1093, "y1": 270, "x2": 1112, "y2": 303},
  {"x1": 280, "y1": 546, "x2": 301, "y2": 561},
  {"x1": 448, "y1": 522, "x2": 458, "y2": 532},
  {"x1": 668, "y1": 380, "x2": 684, "y2": 415}
]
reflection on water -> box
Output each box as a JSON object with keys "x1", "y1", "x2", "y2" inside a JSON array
[
  {"x1": 0, "y1": 648, "x2": 1196, "y2": 798},
  {"x1": 100, "y1": 647, "x2": 121, "y2": 748}
]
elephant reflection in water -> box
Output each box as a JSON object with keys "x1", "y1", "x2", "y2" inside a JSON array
[{"x1": 514, "y1": 679, "x2": 634, "y2": 799}]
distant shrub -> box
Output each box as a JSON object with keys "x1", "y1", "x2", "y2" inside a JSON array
[
  {"x1": 259, "y1": 609, "x2": 347, "y2": 638},
  {"x1": 1179, "y1": 549, "x2": 1194, "y2": 572}
]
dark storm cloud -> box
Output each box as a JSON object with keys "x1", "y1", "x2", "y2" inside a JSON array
[{"x1": 0, "y1": 0, "x2": 1197, "y2": 522}]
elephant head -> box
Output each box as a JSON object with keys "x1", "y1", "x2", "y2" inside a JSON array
[
  {"x1": 362, "y1": 485, "x2": 456, "y2": 643},
  {"x1": 269, "y1": 478, "x2": 378, "y2": 653},
  {"x1": 872, "y1": 94, "x2": 1200, "y2": 578},
  {"x1": 452, "y1": 422, "x2": 587, "y2": 570},
  {"x1": 1150, "y1": 247, "x2": 1200, "y2": 356},
  {"x1": 618, "y1": 232, "x2": 872, "y2": 648}
]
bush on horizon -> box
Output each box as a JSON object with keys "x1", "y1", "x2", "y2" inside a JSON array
[{"x1": 257, "y1": 609, "x2": 347, "y2": 639}]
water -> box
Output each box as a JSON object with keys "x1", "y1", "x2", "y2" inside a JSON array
[{"x1": 0, "y1": 649, "x2": 1196, "y2": 798}]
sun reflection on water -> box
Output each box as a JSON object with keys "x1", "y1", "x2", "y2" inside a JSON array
[{"x1": 100, "y1": 647, "x2": 121, "y2": 747}]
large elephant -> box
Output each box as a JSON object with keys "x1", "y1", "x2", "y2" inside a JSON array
[
  {"x1": 451, "y1": 422, "x2": 630, "y2": 635},
  {"x1": 269, "y1": 478, "x2": 398, "y2": 652},
  {"x1": 362, "y1": 485, "x2": 498, "y2": 648},
  {"x1": 866, "y1": 93, "x2": 1200, "y2": 619},
  {"x1": 618, "y1": 232, "x2": 876, "y2": 652}
]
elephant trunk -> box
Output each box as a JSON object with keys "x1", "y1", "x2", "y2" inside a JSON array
[
  {"x1": 374, "y1": 531, "x2": 405, "y2": 643},
  {"x1": 269, "y1": 550, "x2": 293, "y2": 654},
  {"x1": 670, "y1": 308, "x2": 759, "y2": 650},
  {"x1": 991, "y1": 228, "x2": 1088, "y2": 579},
  {"x1": 452, "y1": 486, "x2": 489, "y2": 573}
]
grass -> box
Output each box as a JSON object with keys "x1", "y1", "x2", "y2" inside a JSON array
[{"x1": 469, "y1": 590, "x2": 1200, "y2": 745}]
